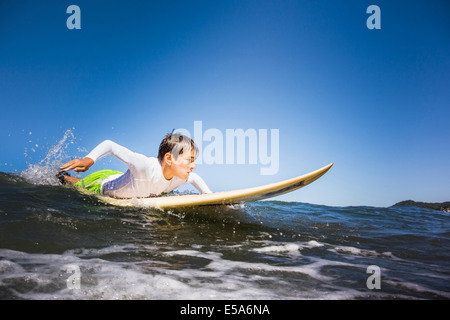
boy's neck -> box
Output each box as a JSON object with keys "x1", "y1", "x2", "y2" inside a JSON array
[{"x1": 160, "y1": 161, "x2": 174, "y2": 180}]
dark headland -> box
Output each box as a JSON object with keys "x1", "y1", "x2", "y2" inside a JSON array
[{"x1": 392, "y1": 200, "x2": 450, "y2": 212}]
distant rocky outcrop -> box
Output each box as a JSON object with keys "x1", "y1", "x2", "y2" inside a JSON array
[{"x1": 392, "y1": 200, "x2": 450, "y2": 212}]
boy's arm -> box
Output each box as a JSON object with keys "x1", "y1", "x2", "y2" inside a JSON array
[
  {"x1": 85, "y1": 140, "x2": 133, "y2": 163},
  {"x1": 60, "y1": 140, "x2": 146, "y2": 173},
  {"x1": 187, "y1": 172, "x2": 212, "y2": 194}
]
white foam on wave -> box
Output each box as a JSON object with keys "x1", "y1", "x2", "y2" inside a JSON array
[
  {"x1": 64, "y1": 244, "x2": 158, "y2": 257},
  {"x1": 307, "y1": 240, "x2": 324, "y2": 247},
  {"x1": 252, "y1": 243, "x2": 301, "y2": 255},
  {"x1": 250, "y1": 239, "x2": 325, "y2": 256},
  {"x1": 330, "y1": 245, "x2": 392, "y2": 258},
  {"x1": 383, "y1": 278, "x2": 450, "y2": 299},
  {"x1": 160, "y1": 247, "x2": 382, "y2": 300},
  {"x1": 3, "y1": 240, "x2": 444, "y2": 300},
  {"x1": 0, "y1": 244, "x2": 366, "y2": 300}
]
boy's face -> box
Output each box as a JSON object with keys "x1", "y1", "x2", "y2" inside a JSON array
[{"x1": 170, "y1": 149, "x2": 196, "y2": 180}]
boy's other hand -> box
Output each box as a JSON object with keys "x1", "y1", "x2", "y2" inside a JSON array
[{"x1": 59, "y1": 157, "x2": 94, "y2": 172}]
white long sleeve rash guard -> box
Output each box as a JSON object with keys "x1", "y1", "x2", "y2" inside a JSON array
[{"x1": 85, "y1": 140, "x2": 212, "y2": 198}]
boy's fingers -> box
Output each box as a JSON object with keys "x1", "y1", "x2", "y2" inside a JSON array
[
  {"x1": 60, "y1": 158, "x2": 91, "y2": 172},
  {"x1": 59, "y1": 164, "x2": 69, "y2": 171},
  {"x1": 59, "y1": 163, "x2": 72, "y2": 171},
  {"x1": 60, "y1": 160, "x2": 78, "y2": 171}
]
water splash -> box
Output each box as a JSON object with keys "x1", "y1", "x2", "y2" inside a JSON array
[{"x1": 19, "y1": 129, "x2": 82, "y2": 185}]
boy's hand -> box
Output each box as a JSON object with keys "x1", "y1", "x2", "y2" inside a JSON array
[{"x1": 59, "y1": 157, "x2": 94, "y2": 172}]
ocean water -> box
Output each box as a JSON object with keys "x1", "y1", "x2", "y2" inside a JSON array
[{"x1": 1, "y1": 169, "x2": 449, "y2": 300}]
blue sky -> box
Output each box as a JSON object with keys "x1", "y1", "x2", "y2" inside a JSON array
[{"x1": 1, "y1": 0, "x2": 449, "y2": 207}]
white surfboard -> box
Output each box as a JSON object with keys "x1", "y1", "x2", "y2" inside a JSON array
[{"x1": 96, "y1": 163, "x2": 333, "y2": 209}]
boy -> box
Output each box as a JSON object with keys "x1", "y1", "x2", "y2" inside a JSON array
[{"x1": 57, "y1": 132, "x2": 212, "y2": 198}]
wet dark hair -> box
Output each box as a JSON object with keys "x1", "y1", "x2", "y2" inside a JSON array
[{"x1": 157, "y1": 131, "x2": 199, "y2": 163}]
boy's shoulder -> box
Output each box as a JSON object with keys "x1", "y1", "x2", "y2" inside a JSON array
[{"x1": 146, "y1": 156, "x2": 161, "y2": 168}]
